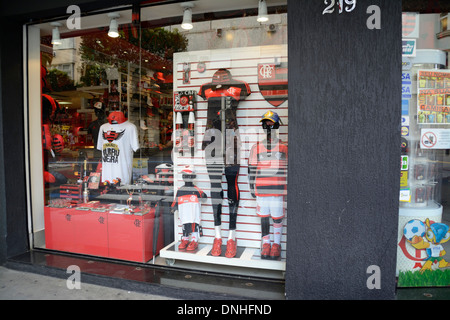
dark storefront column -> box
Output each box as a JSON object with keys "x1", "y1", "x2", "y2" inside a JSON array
[
  {"x1": 0, "y1": 17, "x2": 29, "y2": 263},
  {"x1": 286, "y1": 0, "x2": 402, "y2": 299},
  {"x1": 0, "y1": 19, "x2": 5, "y2": 264}
]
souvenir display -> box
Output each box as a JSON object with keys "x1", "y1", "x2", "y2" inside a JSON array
[
  {"x1": 173, "y1": 90, "x2": 196, "y2": 157},
  {"x1": 160, "y1": 45, "x2": 288, "y2": 271}
]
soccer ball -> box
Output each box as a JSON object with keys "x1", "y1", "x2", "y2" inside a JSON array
[{"x1": 403, "y1": 219, "x2": 426, "y2": 242}]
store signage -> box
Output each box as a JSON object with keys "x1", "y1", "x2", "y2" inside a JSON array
[
  {"x1": 402, "y1": 115, "x2": 409, "y2": 126},
  {"x1": 402, "y1": 86, "x2": 411, "y2": 98},
  {"x1": 420, "y1": 129, "x2": 450, "y2": 149},
  {"x1": 402, "y1": 100, "x2": 409, "y2": 115},
  {"x1": 402, "y1": 58, "x2": 412, "y2": 71},
  {"x1": 402, "y1": 39, "x2": 416, "y2": 57},
  {"x1": 400, "y1": 171, "x2": 408, "y2": 187},
  {"x1": 402, "y1": 12, "x2": 419, "y2": 38},
  {"x1": 401, "y1": 126, "x2": 409, "y2": 136},
  {"x1": 399, "y1": 188, "x2": 411, "y2": 202},
  {"x1": 401, "y1": 155, "x2": 408, "y2": 171},
  {"x1": 416, "y1": 70, "x2": 450, "y2": 124},
  {"x1": 401, "y1": 115, "x2": 410, "y2": 137},
  {"x1": 257, "y1": 63, "x2": 288, "y2": 107},
  {"x1": 174, "y1": 90, "x2": 196, "y2": 112},
  {"x1": 402, "y1": 72, "x2": 412, "y2": 99},
  {"x1": 402, "y1": 72, "x2": 411, "y2": 84}
]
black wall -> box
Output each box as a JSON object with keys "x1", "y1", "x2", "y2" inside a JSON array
[
  {"x1": 286, "y1": 0, "x2": 402, "y2": 299},
  {"x1": 0, "y1": 17, "x2": 29, "y2": 262}
]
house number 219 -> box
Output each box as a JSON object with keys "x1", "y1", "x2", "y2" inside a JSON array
[
  {"x1": 322, "y1": 0, "x2": 381, "y2": 30},
  {"x1": 322, "y1": 0, "x2": 357, "y2": 14}
]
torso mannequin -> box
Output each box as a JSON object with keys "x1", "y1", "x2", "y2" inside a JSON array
[{"x1": 97, "y1": 111, "x2": 139, "y2": 184}]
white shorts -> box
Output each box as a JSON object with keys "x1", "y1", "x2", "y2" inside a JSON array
[
  {"x1": 178, "y1": 206, "x2": 201, "y2": 225},
  {"x1": 256, "y1": 196, "x2": 285, "y2": 219}
]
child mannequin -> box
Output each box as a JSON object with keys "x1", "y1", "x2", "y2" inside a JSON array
[{"x1": 171, "y1": 166, "x2": 207, "y2": 251}]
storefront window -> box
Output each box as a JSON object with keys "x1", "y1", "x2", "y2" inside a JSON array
[
  {"x1": 26, "y1": 0, "x2": 288, "y2": 278},
  {"x1": 398, "y1": 12, "x2": 450, "y2": 287}
]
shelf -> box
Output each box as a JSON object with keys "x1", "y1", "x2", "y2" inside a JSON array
[{"x1": 160, "y1": 241, "x2": 286, "y2": 271}]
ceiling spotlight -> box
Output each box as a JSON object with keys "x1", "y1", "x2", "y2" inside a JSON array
[
  {"x1": 181, "y1": 2, "x2": 194, "y2": 30},
  {"x1": 50, "y1": 22, "x2": 62, "y2": 45},
  {"x1": 107, "y1": 12, "x2": 121, "y2": 38},
  {"x1": 257, "y1": 0, "x2": 269, "y2": 23}
]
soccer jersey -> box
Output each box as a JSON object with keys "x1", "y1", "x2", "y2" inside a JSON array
[
  {"x1": 198, "y1": 69, "x2": 251, "y2": 131},
  {"x1": 171, "y1": 185, "x2": 206, "y2": 225},
  {"x1": 97, "y1": 120, "x2": 139, "y2": 184},
  {"x1": 248, "y1": 139, "x2": 288, "y2": 196},
  {"x1": 198, "y1": 69, "x2": 251, "y2": 164}
]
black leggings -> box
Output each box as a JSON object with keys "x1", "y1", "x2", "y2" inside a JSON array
[{"x1": 206, "y1": 163, "x2": 240, "y2": 230}]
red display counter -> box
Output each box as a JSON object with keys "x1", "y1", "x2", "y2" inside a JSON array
[
  {"x1": 74, "y1": 210, "x2": 109, "y2": 257},
  {"x1": 108, "y1": 209, "x2": 165, "y2": 262},
  {"x1": 44, "y1": 207, "x2": 79, "y2": 253},
  {"x1": 44, "y1": 205, "x2": 164, "y2": 263}
]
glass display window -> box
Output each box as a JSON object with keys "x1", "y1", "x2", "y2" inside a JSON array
[
  {"x1": 398, "y1": 11, "x2": 450, "y2": 287},
  {"x1": 26, "y1": 0, "x2": 288, "y2": 278}
]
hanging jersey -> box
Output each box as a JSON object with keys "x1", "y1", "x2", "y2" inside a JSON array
[
  {"x1": 198, "y1": 69, "x2": 251, "y2": 131},
  {"x1": 97, "y1": 120, "x2": 139, "y2": 184},
  {"x1": 198, "y1": 69, "x2": 251, "y2": 164},
  {"x1": 172, "y1": 185, "x2": 206, "y2": 225},
  {"x1": 248, "y1": 139, "x2": 288, "y2": 196}
]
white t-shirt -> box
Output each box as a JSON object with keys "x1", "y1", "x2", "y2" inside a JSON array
[{"x1": 97, "y1": 121, "x2": 139, "y2": 184}]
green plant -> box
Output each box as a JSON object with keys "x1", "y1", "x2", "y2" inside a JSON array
[{"x1": 47, "y1": 68, "x2": 76, "y2": 91}]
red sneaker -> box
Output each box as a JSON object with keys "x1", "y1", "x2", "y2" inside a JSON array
[
  {"x1": 187, "y1": 240, "x2": 198, "y2": 251},
  {"x1": 270, "y1": 243, "x2": 281, "y2": 260},
  {"x1": 178, "y1": 239, "x2": 189, "y2": 250},
  {"x1": 211, "y1": 238, "x2": 222, "y2": 256},
  {"x1": 225, "y1": 239, "x2": 237, "y2": 258},
  {"x1": 261, "y1": 243, "x2": 271, "y2": 260}
]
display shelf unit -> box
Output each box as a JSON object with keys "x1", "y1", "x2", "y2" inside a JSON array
[{"x1": 160, "y1": 241, "x2": 286, "y2": 271}]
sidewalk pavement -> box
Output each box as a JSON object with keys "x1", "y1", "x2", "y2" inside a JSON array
[
  {"x1": 0, "y1": 266, "x2": 175, "y2": 300},
  {"x1": 2, "y1": 265, "x2": 449, "y2": 300}
]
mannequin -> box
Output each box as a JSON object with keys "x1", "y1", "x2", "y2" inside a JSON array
[
  {"x1": 97, "y1": 110, "x2": 139, "y2": 185},
  {"x1": 248, "y1": 111, "x2": 288, "y2": 260},
  {"x1": 198, "y1": 68, "x2": 251, "y2": 258},
  {"x1": 171, "y1": 166, "x2": 207, "y2": 251},
  {"x1": 88, "y1": 102, "x2": 107, "y2": 161}
]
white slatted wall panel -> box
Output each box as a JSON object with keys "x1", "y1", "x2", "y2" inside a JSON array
[{"x1": 172, "y1": 45, "x2": 288, "y2": 257}]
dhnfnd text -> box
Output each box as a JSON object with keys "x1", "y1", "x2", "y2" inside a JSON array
[
  {"x1": 177, "y1": 304, "x2": 271, "y2": 317},
  {"x1": 222, "y1": 304, "x2": 271, "y2": 315}
]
